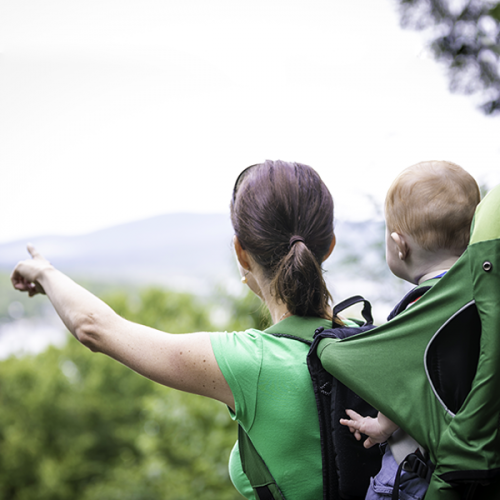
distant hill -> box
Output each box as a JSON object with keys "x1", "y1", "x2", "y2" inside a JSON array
[
  {"x1": 0, "y1": 213, "x2": 236, "y2": 293},
  {"x1": 0, "y1": 213, "x2": 408, "y2": 314}
]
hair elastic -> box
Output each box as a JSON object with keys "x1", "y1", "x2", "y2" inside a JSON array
[{"x1": 289, "y1": 235, "x2": 305, "y2": 248}]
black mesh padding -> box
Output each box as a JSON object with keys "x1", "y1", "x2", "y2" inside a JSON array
[
  {"x1": 331, "y1": 376, "x2": 382, "y2": 498},
  {"x1": 426, "y1": 303, "x2": 482, "y2": 415},
  {"x1": 308, "y1": 323, "x2": 382, "y2": 499}
]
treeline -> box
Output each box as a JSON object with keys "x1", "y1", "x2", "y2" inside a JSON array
[{"x1": 0, "y1": 286, "x2": 270, "y2": 500}]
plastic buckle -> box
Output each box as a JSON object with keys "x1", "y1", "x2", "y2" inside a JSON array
[
  {"x1": 313, "y1": 327, "x2": 325, "y2": 338},
  {"x1": 402, "y1": 453, "x2": 432, "y2": 482}
]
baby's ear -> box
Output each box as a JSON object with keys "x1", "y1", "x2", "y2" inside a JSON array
[{"x1": 390, "y1": 232, "x2": 410, "y2": 260}]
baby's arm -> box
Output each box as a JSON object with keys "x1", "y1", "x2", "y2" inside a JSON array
[{"x1": 340, "y1": 409, "x2": 399, "y2": 448}]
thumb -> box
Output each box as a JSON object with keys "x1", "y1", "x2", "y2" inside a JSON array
[{"x1": 363, "y1": 437, "x2": 377, "y2": 449}]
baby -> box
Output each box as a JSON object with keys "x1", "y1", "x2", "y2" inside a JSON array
[{"x1": 341, "y1": 160, "x2": 480, "y2": 499}]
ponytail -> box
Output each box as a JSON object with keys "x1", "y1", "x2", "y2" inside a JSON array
[{"x1": 271, "y1": 240, "x2": 332, "y2": 318}]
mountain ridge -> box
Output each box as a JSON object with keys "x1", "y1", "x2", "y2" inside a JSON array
[{"x1": 0, "y1": 213, "x2": 404, "y2": 308}]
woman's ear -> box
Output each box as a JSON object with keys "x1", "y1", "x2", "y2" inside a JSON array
[
  {"x1": 322, "y1": 234, "x2": 336, "y2": 262},
  {"x1": 390, "y1": 232, "x2": 410, "y2": 260},
  {"x1": 234, "y1": 236, "x2": 251, "y2": 271}
]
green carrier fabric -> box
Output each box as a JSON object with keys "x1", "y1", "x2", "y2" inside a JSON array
[
  {"x1": 239, "y1": 298, "x2": 382, "y2": 500},
  {"x1": 238, "y1": 425, "x2": 286, "y2": 500},
  {"x1": 315, "y1": 184, "x2": 500, "y2": 499}
]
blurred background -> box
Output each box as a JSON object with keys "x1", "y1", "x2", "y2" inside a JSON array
[{"x1": 0, "y1": 0, "x2": 499, "y2": 498}]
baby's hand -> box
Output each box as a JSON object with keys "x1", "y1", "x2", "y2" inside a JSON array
[{"x1": 340, "y1": 409, "x2": 398, "y2": 449}]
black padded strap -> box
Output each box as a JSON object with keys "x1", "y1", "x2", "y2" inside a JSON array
[
  {"x1": 392, "y1": 459, "x2": 405, "y2": 500},
  {"x1": 387, "y1": 286, "x2": 432, "y2": 321},
  {"x1": 440, "y1": 467, "x2": 500, "y2": 483},
  {"x1": 333, "y1": 295, "x2": 373, "y2": 326},
  {"x1": 392, "y1": 451, "x2": 434, "y2": 500},
  {"x1": 255, "y1": 486, "x2": 276, "y2": 500},
  {"x1": 308, "y1": 324, "x2": 381, "y2": 498}
]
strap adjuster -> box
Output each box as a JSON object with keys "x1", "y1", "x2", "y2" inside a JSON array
[{"x1": 402, "y1": 452, "x2": 433, "y2": 483}]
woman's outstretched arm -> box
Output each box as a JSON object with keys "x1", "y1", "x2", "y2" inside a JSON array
[{"x1": 11, "y1": 245, "x2": 235, "y2": 409}]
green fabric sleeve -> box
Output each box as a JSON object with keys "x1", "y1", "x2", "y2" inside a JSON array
[
  {"x1": 210, "y1": 329, "x2": 263, "y2": 429},
  {"x1": 470, "y1": 183, "x2": 500, "y2": 244}
]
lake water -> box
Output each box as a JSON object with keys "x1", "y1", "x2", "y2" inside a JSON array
[{"x1": 0, "y1": 314, "x2": 68, "y2": 360}]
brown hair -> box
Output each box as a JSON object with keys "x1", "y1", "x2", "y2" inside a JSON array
[
  {"x1": 230, "y1": 160, "x2": 334, "y2": 318},
  {"x1": 385, "y1": 161, "x2": 481, "y2": 253}
]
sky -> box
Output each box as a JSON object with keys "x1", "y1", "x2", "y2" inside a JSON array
[{"x1": 1, "y1": 0, "x2": 499, "y2": 244}]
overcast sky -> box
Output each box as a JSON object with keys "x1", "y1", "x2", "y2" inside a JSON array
[{"x1": 1, "y1": 0, "x2": 499, "y2": 244}]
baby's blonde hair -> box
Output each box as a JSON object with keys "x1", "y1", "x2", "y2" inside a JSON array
[{"x1": 385, "y1": 161, "x2": 480, "y2": 254}]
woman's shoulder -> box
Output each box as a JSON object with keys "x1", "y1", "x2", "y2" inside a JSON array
[
  {"x1": 210, "y1": 328, "x2": 264, "y2": 350},
  {"x1": 210, "y1": 329, "x2": 265, "y2": 374}
]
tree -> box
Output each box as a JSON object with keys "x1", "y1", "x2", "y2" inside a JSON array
[
  {"x1": 396, "y1": 0, "x2": 500, "y2": 114},
  {"x1": 0, "y1": 287, "x2": 270, "y2": 500}
]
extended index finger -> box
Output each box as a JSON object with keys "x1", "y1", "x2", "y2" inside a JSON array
[
  {"x1": 345, "y1": 409, "x2": 362, "y2": 421},
  {"x1": 27, "y1": 243, "x2": 43, "y2": 260}
]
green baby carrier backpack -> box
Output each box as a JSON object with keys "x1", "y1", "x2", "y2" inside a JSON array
[{"x1": 315, "y1": 184, "x2": 500, "y2": 499}]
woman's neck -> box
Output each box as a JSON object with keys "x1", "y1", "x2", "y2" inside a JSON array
[
  {"x1": 248, "y1": 267, "x2": 290, "y2": 324},
  {"x1": 266, "y1": 295, "x2": 291, "y2": 324}
]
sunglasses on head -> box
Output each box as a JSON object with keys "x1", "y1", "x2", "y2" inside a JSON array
[{"x1": 231, "y1": 163, "x2": 259, "y2": 206}]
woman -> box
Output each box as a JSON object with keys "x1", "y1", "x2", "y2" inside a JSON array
[{"x1": 12, "y1": 160, "x2": 337, "y2": 499}]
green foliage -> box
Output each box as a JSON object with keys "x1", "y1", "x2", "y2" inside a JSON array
[
  {"x1": 490, "y1": 2, "x2": 500, "y2": 20},
  {"x1": 103, "y1": 286, "x2": 271, "y2": 334},
  {"x1": 396, "y1": 0, "x2": 500, "y2": 115},
  {"x1": 212, "y1": 286, "x2": 271, "y2": 332},
  {"x1": 107, "y1": 287, "x2": 217, "y2": 333},
  {"x1": 0, "y1": 286, "x2": 268, "y2": 499}
]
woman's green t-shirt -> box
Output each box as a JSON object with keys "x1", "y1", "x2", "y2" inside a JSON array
[{"x1": 210, "y1": 315, "x2": 335, "y2": 500}]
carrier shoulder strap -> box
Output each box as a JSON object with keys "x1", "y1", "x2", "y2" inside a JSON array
[
  {"x1": 238, "y1": 426, "x2": 286, "y2": 500},
  {"x1": 333, "y1": 295, "x2": 374, "y2": 327},
  {"x1": 309, "y1": 297, "x2": 381, "y2": 499},
  {"x1": 239, "y1": 297, "x2": 379, "y2": 500},
  {"x1": 237, "y1": 323, "x2": 314, "y2": 500},
  {"x1": 386, "y1": 279, "x2": 441, "y2": 475},
  {"x1": 386, "y1": 279, "x2": 439, "y2": 321}
]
